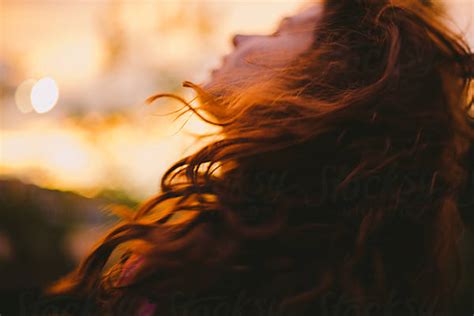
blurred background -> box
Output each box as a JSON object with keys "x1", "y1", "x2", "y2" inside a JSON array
[{"x1": 0, "y1": 0, "x2": 472, "y2": 314}]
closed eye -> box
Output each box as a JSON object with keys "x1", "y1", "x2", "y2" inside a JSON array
[{"x1": 271, "y1": 30, "x2": 281, "y2": 37}]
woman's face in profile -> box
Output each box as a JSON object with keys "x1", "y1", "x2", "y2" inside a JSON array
[{"x1": 203, "y1": 5, "x2": 321, "y2": 91}]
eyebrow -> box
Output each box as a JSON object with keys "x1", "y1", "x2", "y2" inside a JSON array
[{"x1": 278, "y1": 17, "x2": 293, "y2": 30}]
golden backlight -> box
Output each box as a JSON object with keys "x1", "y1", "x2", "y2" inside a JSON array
[{"x1": 0, "y1": 0, "x2": 471, "y2": 200}]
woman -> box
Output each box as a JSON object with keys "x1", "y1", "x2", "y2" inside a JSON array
[{"x1": 45, "y1": 0, "x2": 474, "y2": 315}]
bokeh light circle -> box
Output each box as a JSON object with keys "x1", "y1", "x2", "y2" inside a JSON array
[
  {"x1": 14, "y1": 79, "x2": 36, "y2": 113},
  {"x1": 31, "y1": 77, "x2": 59, "y2": 113}
]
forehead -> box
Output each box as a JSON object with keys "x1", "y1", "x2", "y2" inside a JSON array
[
  {"x1": 281, "y1": 4, "x2": 322, "y2": 29},
  {"x1": 288, "y1": 4, "x2": 322, "y2": 23}
]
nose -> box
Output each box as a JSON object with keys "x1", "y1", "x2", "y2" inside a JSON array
[{"x1": 232, "y1": 34, "x2": 248, "y2": 47}]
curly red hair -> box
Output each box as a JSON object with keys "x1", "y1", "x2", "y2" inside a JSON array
[{"x1": 46, "y1": 1, "x2": 474, "y2": 315}]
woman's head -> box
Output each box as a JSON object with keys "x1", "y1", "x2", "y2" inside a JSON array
[
  {"x1": 47, "y1": 1, "x2": 474, "y2": 314},
  {"x1": 203, "y1": 4, "x2": 322, "y2": 93}
]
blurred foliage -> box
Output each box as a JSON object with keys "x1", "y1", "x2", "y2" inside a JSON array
[{"x1": 0, "y1": 178, "x2": 141, "y2": 314}]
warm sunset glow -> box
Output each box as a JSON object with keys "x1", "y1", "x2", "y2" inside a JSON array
[
  {"x1": 30, "y1": 77, "x2": 59, "y2": 113},
  {"x1": 26, "y1": 38, "x2": 105, "y2": 88},
  {"x1": 1, "y1": 0, "x2": 471, "y2": 200},
  {"x1": 0, "y1": 113, "x2": 217, "y2": 199},
  {"x1": 0, "y1": 126, "x2": 105, "y2": 195}
]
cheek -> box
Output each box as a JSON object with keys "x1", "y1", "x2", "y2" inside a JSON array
[{"x1": 282, "y1": 35, "x2": 313, "y2": 56}]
